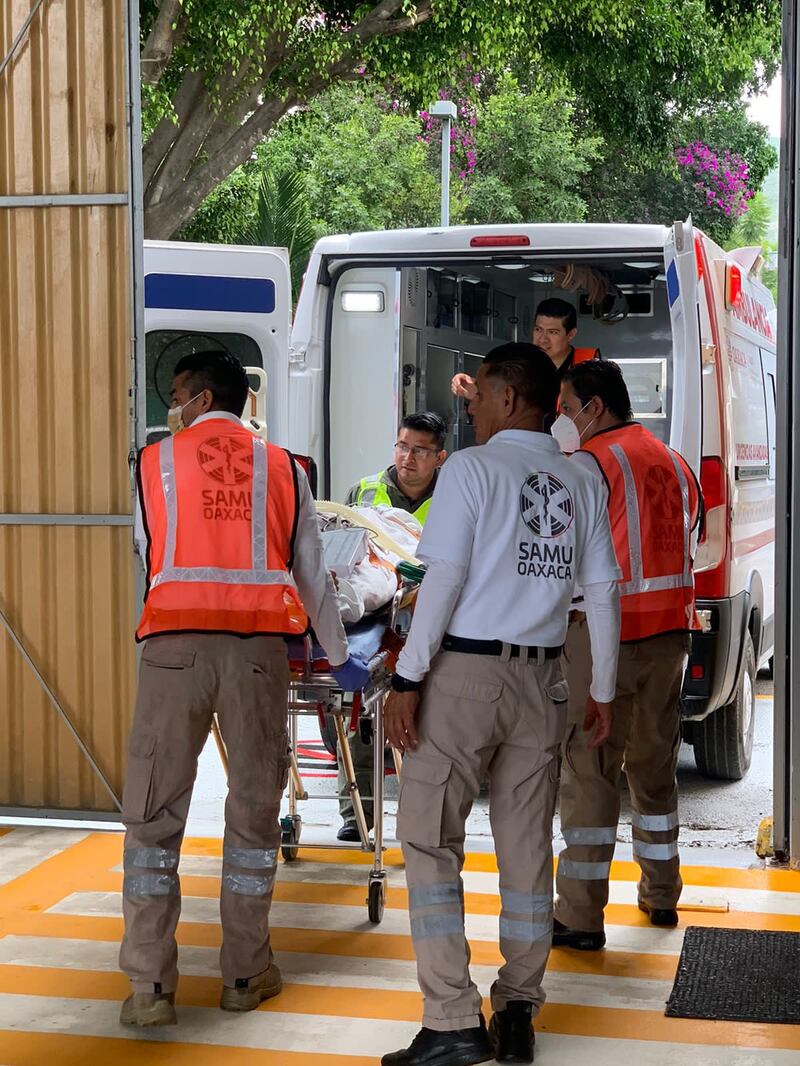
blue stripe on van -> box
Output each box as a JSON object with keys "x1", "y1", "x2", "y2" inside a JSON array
[
  {"x1": 145, "y1": 273, "x2": 276, "y2": 314},
  {"x1": 666, "y1": 261, "x2": 680, "y2": 307}
]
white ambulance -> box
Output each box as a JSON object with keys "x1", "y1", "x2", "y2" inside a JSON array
[{"x1": 143, "y1": 222, "x2": 777, "y2": 780}]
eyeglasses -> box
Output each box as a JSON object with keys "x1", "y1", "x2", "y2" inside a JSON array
[{"x1": 394, "y1": 442, "x2": 440, "y2": 459}]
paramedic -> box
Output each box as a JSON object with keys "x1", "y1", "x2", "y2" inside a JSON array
[
  {"x1": 452, "y1": 297, "x2": 599, "y2": 400},
  {"x1": 336, "y1": 411, "x2": 448, "y2": 843},
  {"x1": 120, "y1": 351, "x2": 369, "y2": 1027},
  {"x1": 345, "y1": 411, "x2": 448, "y2": 523},
  {"x1": 381, "y1": 343, "x2": 621, "y2": 1066},
  {"x1": 551, "y1": 359, "x2": 701, "y2": 950}
]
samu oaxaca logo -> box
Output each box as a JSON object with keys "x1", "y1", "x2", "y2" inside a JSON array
[{"x1": 519, "y1": 472, "x2": 574, "y2": 538}]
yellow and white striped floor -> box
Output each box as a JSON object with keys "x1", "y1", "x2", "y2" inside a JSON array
[{"x1": 0, "y1": 826, "x2": 799, "y2": 1064}]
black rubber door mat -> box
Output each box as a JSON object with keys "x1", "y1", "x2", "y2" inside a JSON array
[{"x1": 666, "y1": 926, "x2": 800, "y2": 1025}]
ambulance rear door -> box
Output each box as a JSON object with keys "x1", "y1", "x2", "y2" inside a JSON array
[
  {"x1": 143, "y1": 241, "x2": 292, "y2": 446},
  {"x1": 663, "y1": 218, "x2": 703, "y2": 475}
]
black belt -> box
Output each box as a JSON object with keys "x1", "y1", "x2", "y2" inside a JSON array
[{"x1": 441, "y1": 634, "x2": 562, "y2": 659}]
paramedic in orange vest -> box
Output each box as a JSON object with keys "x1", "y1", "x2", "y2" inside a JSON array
[
  {"x1": 551, "y1": 359, "x2": 701, "y2": 950},
  {"x1": 451, "y1": 297, "x2": 599, "y2": 400},
  {"x1": 119, "y1": 351, "x2": 369, "y2": 1028}
]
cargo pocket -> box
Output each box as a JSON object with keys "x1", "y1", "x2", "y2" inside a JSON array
[
  {"x1": 431, "y1": 671, "x2": 503, "y2": 705},
  {"x1": 396, "y1": 754, "x2": 452, "y2": 846},
  {"x1": 124, "y1": 732, "x2": 157, "y2": 822},
  {"x1": 142, "y1": 644, "x2": 195, "y2": 670}
]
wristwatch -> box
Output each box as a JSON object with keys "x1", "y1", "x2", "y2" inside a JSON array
[{"x1": 391, "y1": 673, "x2": 422, "y2": 693}]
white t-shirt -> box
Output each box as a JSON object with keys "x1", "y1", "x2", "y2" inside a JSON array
[{"x1": 400, "y1": 430, "x2": 621, "y2": 657}]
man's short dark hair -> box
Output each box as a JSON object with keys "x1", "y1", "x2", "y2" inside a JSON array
[
  {"x1": 173, "y1": 350, "x2": 250, "y2": 417},
  {"x1": 536, "y1": 297, "x2": 577, "y2": 333},
  {"x1": 482, "y1": 343, "x2": 559, "y2": 415},
  {"x1": 562, "y1": 360, "x2": 633, "y2": 422},
  {"x1": 400, "y1": 411, "x2": 447, "y2": 450}
]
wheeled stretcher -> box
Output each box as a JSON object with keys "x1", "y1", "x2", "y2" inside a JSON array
[{"x1": 279, "y1": 586, "x2": 413, "y2": 924}]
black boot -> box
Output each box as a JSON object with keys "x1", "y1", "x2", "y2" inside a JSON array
[
  {"x1": 381, "y1": 1016, "x2": 495, "y2": 1066},
  {"x1": 551, "y1": 917, "x2": 606, "y2": 951},
  {"x1": 489, "y1": 1000, "x2": 535, "y2": 1064},
  {"x1": 638, "y1": 902, "x2": 679, "y2": 927}
]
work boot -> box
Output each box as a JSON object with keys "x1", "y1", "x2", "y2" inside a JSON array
[
  {"x1": 381, "y1": 1016, "x2": 495, "y2": 1066},
  {"x1": 337, "y1": 819, "x2": 363, "y2": 842},
  {"x1": 119, "y1": 991, "x2": 177, "y2": 1027},
  {"x1": 551, "y1": 918, "x2": 606, "y2": 951},
  {"x1": 220, "y1": 963, "x2": 282, "y2": 1011},
  {"x1": 638, "y1": 902, "x2": 679, "y2": 927},
  {"x1": 489, "y1": 1000, "x2": 535, "y2": 1064}
]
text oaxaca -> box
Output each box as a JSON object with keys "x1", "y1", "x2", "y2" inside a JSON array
[
  {"x1": 517, "y1": 542, "x2": 574, "y2": 579},
  {"x1": 202, "y1": 488, "x2": 252, "y2": 521}
]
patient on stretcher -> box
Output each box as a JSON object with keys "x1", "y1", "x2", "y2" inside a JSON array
[{"x1": 317, "y1": 503, "x2": 422, "y2": 623}]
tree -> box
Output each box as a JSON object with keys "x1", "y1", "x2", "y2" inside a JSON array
[
  {"x1": 239, "y1": 169, "x2": 317, "y2": 303},
  {"x1": 462, "y1": 76, "x2": 601, "y2": 224},
  {"x1": 139, "y1": 0, "x2": 779, "y2": 238}
]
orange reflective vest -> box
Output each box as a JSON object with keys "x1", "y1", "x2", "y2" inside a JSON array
[
  {"x1": 136, "y1": 418, "x2": 308, "y2": 641},
  {"x1": 580, "y1": 423, "x2": 700, "y2": 642},
  {"x1": 572, "y1": 347, "x2": 599, "y2": 365}
]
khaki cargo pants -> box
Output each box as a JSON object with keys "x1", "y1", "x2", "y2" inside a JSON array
[
  {"x1": 119, "y1": 633, "x2": 290, "y2": 993},
  {"x1": 555, "y1": 618, "x2": 691, "y2": 932},
  {"x1": 397, "y1": 648, "x2": 567, "y2": 1031}
]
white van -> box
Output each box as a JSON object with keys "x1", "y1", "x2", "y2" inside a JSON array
[{"x1": 143, "y1": 222, "x2": 776, "y2": 780}]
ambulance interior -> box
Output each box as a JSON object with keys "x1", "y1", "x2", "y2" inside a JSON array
[{"x1": 327, "y1": 255, "x2": 675, "y2": 501}]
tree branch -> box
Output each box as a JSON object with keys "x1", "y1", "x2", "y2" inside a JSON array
[
  {"x1": 141, "y1": 0, "x2": 184, "y2": 87},
  {"x1": 346, "y1": 0, "x2": 434, "y2": 42}
]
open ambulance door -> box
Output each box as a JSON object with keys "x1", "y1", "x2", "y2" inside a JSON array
[
  {"x1": 663, "y1": 218, "x2": 703, "y2": 476},
  {"x1": 143, "y1": 241, "x2": 292, "y2": 447}
]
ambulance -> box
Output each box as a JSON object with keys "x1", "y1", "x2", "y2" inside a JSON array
[{"x1": 143, "y1": 221, "x2": 777, "y2": 780}]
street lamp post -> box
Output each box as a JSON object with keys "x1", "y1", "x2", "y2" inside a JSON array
[{"x1": 428, "y1": 99, "x2": 457, "y2": 227}]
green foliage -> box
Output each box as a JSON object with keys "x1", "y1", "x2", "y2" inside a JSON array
[
  {"x1": 582, "y1": 105, "x2": 777, "y2": 245},
  {"x1": 726, "y1": 191, "x2": 773, "y2": 248},
  {"x1": 462, "y1": 77, "x2": 601, "y2": 224},
  {"x1": 140, "y1": 0, "x2": 781, "y2": 236}
]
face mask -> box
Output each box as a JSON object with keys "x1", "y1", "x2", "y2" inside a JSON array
[
  {"x1": 550, "y1": 402, "x2": 596, "y2": 454},
  {"x1": 167, "y1": 392, "x2": 204, "y2": 435}
]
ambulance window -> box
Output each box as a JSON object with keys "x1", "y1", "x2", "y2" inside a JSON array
[{"x1": 145, "y1": 330, "x2": 263, "y2": 436}]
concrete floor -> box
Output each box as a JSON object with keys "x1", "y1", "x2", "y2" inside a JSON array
[{"x1": 184, "y1": 679, "x2": 776, "y2": 867}]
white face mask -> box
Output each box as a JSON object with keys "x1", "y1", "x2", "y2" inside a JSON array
[
  {"x1": 167, "y1": 391, "x2": 204, "y2": 435},
  {"x1": 550, "y1": 402, "x2": 596, "y2": 454}
]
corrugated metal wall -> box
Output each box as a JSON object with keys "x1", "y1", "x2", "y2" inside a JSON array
[{"x1": 0, "y1": 0, "x2": 136, "y2": 812}]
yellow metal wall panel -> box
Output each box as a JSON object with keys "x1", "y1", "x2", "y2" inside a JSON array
[
  {"x1": 0, "y1": 0, "x2": 127, "y2": 196},
  {"x1": 0, "y1": 526, "x2": 135, "y2": 811},
  {"x1": 0, "y1": 0, "x2": 137, "y2": 812}
]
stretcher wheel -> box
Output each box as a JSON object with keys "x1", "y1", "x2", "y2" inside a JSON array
[
  {"x1": 367, "y1": 878, "x2": 385, "y2": 924},
  {"x1": 281, "y1": 814, "x2": 301, "y2": 862}
]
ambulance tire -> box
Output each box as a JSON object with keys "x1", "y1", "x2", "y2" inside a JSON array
[{"x1": 693, "y1": 632, "x2": 756, "y2": 781}]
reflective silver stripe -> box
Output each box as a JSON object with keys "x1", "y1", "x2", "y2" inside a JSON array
[
  {"x1": 123, "y1": 873, "x2": 179, "y2": 896},
  {"x1": 151, "y1": 566, "x2": 295, "y2": 587},
  {"x1": 632, "y1": 810, "x2": 679, "y2": 832},
  {"x1": 618, "y1": 572, "x2": 693, "y2": 595},
  {"x1": 124, "y1": 847, "x2": 179, "y2": 870},
  {"x1": 499, "y1": 918, "x2": 552, "y2": 944},
  {"x1": 611, "y1": 443, "x2": 643, "y2": 592},
  {"x1": 558, "y1": 858, "x2": 612, "y2": 880},
  {"x1": 499, "y1": 890, "x2": 552, "y2": 914},
  {"x1": 611, "y1": 442, "x2": 693, "y2": 597},
  {"x1": 668, "y1": 447, "x2": 692, "y2": 578},
  {"x1": 251, "y1": 437, "x2": 268, "y2": 569},
  {"x1": 633, "y1": 840, "x2": 679, "y2": 861},
  {"x1": 408, "y1": 882, "x2": 462, "y2": 909},
  {"x1": 410, "y1": 913, "x2": 464, "y2": 940},
  {"x1": 223, "y1": 872, "x2": 275, "y2": 896},
  {"x1": 159, "y1": 435, "x2": 177, "y2": 570},
  {"x1": 223, "y1": 846, "x2": 277, "y2": 870},
  {"x1": 562, "y1": 826, "x2": 617, "y2": 847}
]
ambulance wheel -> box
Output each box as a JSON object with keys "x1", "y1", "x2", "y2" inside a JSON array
[
  {"x1": 693, "y1": 631, "x2": 756, "y2": 781},
  {"x1": 367, "y1": 878, "x2": 385, "y2": 924},
  {"x1": 281, "y1": 815, "x2": 302, "y2": 862}
]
